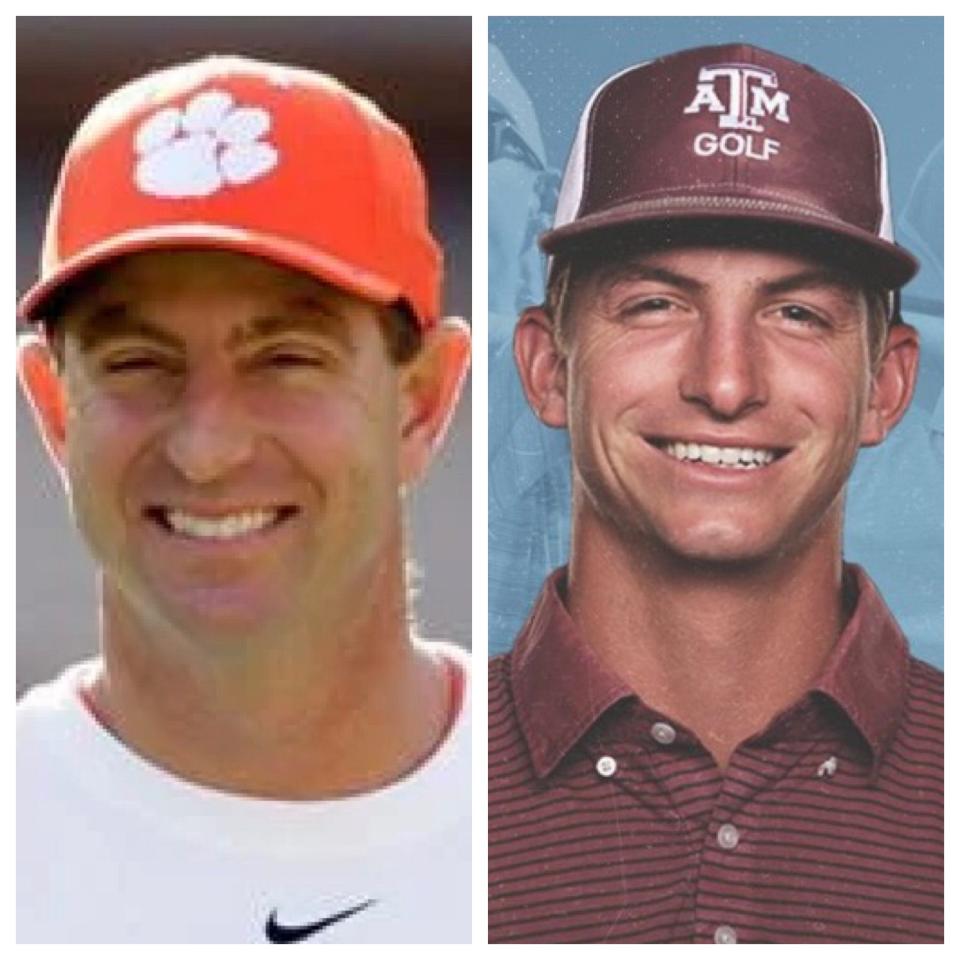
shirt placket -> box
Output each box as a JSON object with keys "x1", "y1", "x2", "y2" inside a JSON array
[
  {"x1": 690, "y1": 768, "x2": 754, "y2": 944},
  {"x1": 645, "y1": 728, "x2": 761, "y2": 945},
  {"x1": 590, "y1": 710, "x2": 791, "y2": 944},
  {"x1": 687, "y1": 721, "x2": 834, "y2": 944},
  {"x1": 584, "y1": 711, "x2": 724, "y2": 943}
]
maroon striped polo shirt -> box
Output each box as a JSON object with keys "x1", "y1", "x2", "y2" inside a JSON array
[{"x1": 489, "y1": 565, "x2": 943, "y2": 943}]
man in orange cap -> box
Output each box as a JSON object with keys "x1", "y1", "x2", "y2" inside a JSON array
[{"x1": 17, "y1": 56, "x2": 470, "y2": 944}]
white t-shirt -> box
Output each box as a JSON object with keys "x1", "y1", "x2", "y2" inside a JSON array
[{"x1": 17, "y1": 644, "x2": 471, "y2": 944}]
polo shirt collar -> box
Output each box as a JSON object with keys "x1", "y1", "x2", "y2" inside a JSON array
[
  {"x1": 510, "y1": 564, "x2": 909, "y2": 779},
  {"x1": 812, "y1": 564, "x2": 909, "y2": 773},
  {"x1": 510, "y1": 568, "x2": 632, "y2": 778}
]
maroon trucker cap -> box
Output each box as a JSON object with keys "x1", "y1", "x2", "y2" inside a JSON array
[{"x1": 541, "y1": 44, "x2": 919, "y2": 289}]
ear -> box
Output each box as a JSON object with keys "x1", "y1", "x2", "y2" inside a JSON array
[
  {"x1": 513, "y1": 306, "x2": 568, "y2": 428},
  {"x1": 859, "y1": 322, "x2": 920, "y2": 447},
  {"x1": 17, "y1": 333, "x2": 69, "y2": 469},
  {"x1": 398, "y1": 317, "x2": 471, "y2": 484}
]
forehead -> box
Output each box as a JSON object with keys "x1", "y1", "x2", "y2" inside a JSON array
[
  {"x1": 56, "y1": 249, "x2": 378, "y2": 335},
  {"x1": 571, "y1": 239, "x2": 865, "y2": 297},
  {"x1": 559, "y1": 216, "x2": 880, "y2": 290}
]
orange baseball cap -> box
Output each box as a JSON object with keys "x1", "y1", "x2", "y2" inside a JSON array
[{"x1": 18, "y1": 55, "x2": 442, "y2": 329}]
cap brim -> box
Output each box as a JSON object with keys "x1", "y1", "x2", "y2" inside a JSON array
[
  {"x1": 17, "y1": 224, "x2": 405, "y2": 327},
  {"x1": 540, "y1": 197, "x2": 919, "y2": 290}
]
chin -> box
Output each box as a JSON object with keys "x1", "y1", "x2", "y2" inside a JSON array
[
  {"x1": 648, "y1": 514, "x2": 785, "y2": 568},
  {"x1": 667, "y1": 540, "x2": 775, "y2": 570},
  {"x1": 150, "y1": 583, "x2": 296, "y2": 644}
]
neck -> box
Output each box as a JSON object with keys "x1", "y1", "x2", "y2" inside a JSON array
[
  {"x1": 86, "y1": 554, "x2": 453, "y2": 799},
  {"x1": 567, "y1": 503, "x2": 847, "y2": 769}
]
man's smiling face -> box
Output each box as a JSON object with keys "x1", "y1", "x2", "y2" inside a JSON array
[
  {"x1": 40, "y1": 249, "x2": 411, "y2": 643},
  {"x1": 553, "y1": 243, "x2": 907, "y2": 566}
]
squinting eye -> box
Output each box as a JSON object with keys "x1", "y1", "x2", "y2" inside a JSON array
[
  {"x1": 101, "y1": 355, "x2": 170, "y2": 374},
  {"x1": 778, "y1": 304, "x2": 823, "y2": 326},
  {"x1": 268, "y1": 353, "x2": 312, "y2": 366},
  {"x1": 262, "y1": 350, "x2": 334, "y2": 371},
  {"x1": 637, "y1": 298, "x2": 673, "y2": 311},
  {"x1": 619, "y1": 297, "x2": 678, "y2": 317}
]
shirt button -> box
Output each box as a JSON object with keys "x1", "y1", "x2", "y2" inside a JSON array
[
  {"x1": 714, "y1": 924, "x2": 737, "y2": 944},
  {"x1": 717, "y1": 823, "x2": 740, "y2": 850},
  {"x1": 596, "y1": 755, "x2": 617, "y2": 777},
  {"x1": 650, "y1": 721, "x2": 676, "y2": 745}
]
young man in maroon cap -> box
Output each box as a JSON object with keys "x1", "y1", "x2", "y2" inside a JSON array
[
  {"x1": 489, "y1": 44, "x2": 942, "y2": 944},
  {"x1": 17, "y1": 56, "x2": 471, "y2": 943}
]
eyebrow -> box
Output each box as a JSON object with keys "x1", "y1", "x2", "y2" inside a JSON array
[
  {"x1": 225, "y1": 298, "x2": 356, "y2": 354},
  {"x1": 759, "y1": 269, "x2": 862, "y2": 306},
  {"x1": 605, "y1": 265, "x2": 705, "y2": 294},
  {"x1": 605, "y1": 264, "x2": 861, "y2": 305},
  {"x1": 71, "y1": 296, "x2": 357, "y2": 355},
  {"x1": 72, "y1": 304, "x2": 182, "y2": 353}
]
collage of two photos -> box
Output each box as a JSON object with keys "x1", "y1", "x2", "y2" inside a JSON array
[{"x1": 16, "y1": 15, "x2": 943, "y2": 944}]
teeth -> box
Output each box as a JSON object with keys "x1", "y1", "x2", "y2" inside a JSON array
[
  {"x1": 164, "y1": 508, "x2": 278, "y2": 539},
  {"x1": 663, "y1": 441, "x2": 778, "y2": 469}
]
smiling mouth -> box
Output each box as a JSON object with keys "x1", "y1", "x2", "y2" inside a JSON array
[
  {"x1": 649, "y1": 438, "x2": 789, "y2": 470},
  {"x1": 145, "y1": 506, "x2": 299, "y2": 540}
]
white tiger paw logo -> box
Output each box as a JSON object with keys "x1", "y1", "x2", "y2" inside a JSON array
[{"x1": 134, "y1": 89, "x2": 279, "y2": 198}]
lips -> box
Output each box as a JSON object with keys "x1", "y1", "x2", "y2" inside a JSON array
[{"x1": 144, "y1": 505, "x2": 298, "y2": 540}]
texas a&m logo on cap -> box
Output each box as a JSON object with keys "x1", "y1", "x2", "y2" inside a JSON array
[{"x1": 683, "y1": 64, "x2": 791, "y2": 161}]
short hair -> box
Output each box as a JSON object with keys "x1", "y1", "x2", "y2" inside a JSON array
[
  {"x1": 543, "y1": 224, "x2": 892, "y2": 367},
  {"x1": 379, "y1": 301, "x2": 423, "y2": 365}
]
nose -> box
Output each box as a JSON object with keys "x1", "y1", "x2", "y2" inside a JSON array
[
  {"x1": 679, "y1": 309, "x2": 768, "y2": 419},
  {"x1": 163, "y1": 375, "x2": 256, "y2": 484}
]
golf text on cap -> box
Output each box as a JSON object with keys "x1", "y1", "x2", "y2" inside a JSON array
[{"x1": 683, "y1": 63, "x2": 791, "y2": 161}]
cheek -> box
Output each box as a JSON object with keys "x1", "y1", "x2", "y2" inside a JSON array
[
  {"x1": 63, "y1": 386, "x2": 150, "y2": 506},
  {"x1": 570, "y1": 333, "x2": 678, "y2": 434},
  {"x1": 567, "y1": 359, "x2": 641, "y2": 490},
  {"x1": 259, "y1": 385, "x2": 401, "y2": 481},
  {"x1": 776, "y1": 341, "x2": 871, "y2": 436},
  {"x1": 61, "y1": 407, "x2": 150, "y2": 561}
]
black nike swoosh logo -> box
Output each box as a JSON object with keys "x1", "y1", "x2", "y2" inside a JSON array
[{"x1": 265, "y1": 899, "x2": 376, "y2": 944}]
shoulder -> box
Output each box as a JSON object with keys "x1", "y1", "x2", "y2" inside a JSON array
[
  {"x1": 488, "y1": 652, "x2": 512, "y2": 713},
  {"x1": 907, "y1": 655, "x2": 942, "y2": 691},
  {"x1": 489, "y1": 652, "x2": 529, "y2": 775},
  {"x1": 902, "y1": 655, "x2": 942, "y2": 730},
  {"x1": 414, "y1": 638, "x2": 472, "y2": 747},
  {"x1": 416, "y1": 638, "x2": 472, "y2": 754},
  {"x1": 17, "y1": 662, "x2": 103, "y2": 803},
  {"x1": 17, "y1": 661, "x2": 93, "y2": 735},
  {"x1": 879, "y1": 654, "x2": 942, "y2": 787},
  {"x1": 424, "y1": 638, "x2": 471, "y2": 675}
]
